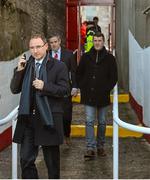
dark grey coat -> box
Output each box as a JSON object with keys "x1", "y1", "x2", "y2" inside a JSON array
[
  {"x1": 77, "y1": 46, "x2": 118, "y2": 107},
  {"x1": 10, "y1": 55, "x2": 69, "y2": 145},
  {"x1": 49, "y1": 48, "x2": 78, "y2": 89}
]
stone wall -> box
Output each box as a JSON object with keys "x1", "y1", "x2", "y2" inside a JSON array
[{"x1": 0, "y1": 0, "x2": 66, "y2": 61}]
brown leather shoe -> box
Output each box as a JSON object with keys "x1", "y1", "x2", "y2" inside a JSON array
[
  {"x1": 84, "y1": 150, "x2": 95, "y2": 160},
  {"x1": 97, "y1": 148, "x2": 106, "y2": 157}
]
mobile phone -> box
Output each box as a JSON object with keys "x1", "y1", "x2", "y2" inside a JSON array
[
  {"x1": 21, "y1": 54, "x2": 26, "y2": 67},
  {"x1": 23, "y1": 54, "x2": 26, "y2": 60}
]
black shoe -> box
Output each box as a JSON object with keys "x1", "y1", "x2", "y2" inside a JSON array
[
  {"x1": 84, "y1": 150, "x2": 95, "y2": 160},
  {"x1": 97, "y1": 148, "x2": 106, "y2": 157}
]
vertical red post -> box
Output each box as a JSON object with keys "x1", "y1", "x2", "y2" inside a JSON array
[{"x1": 66, "y1": 0, "x2": 78, "y2": 51}]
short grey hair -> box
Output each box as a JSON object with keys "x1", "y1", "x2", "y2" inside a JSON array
[{"x1": 48, "y1": 33, "x2": 61, "y2": 41}]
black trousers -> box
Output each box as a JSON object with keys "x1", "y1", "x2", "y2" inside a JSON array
[
  {"x1": 63, "y1": 96, "x2": 72, "y2": 137},
  {"x1": 20, "y1": 123, "x2": 60, "y2": 179}
]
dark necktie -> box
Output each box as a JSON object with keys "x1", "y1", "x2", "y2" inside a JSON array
[
  {"x1": 35, "y1": 62, "x2": 41, "y2": 78},
  {"x1": 54, "y1": 53, "x2": 58, "y2": 59}
]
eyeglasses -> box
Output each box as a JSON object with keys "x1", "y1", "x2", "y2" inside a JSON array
[{"x1": 29, "y1": 43, "x2": 46, "y2": 50}]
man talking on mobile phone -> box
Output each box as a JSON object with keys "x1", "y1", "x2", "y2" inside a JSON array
[{"x1": 10, "y1": 34, "x2": 69, "y2": 179}]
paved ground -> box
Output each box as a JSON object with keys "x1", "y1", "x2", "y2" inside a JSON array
[
  {"x1": 1, "y1": 103, "x2": 150, "y2": 179},
  {"x1": 72, "y1": 103, "x2": 138, "y2": 125},
  {"x1": 1, "y1": 137, "x2": 150, "y2": 179}
]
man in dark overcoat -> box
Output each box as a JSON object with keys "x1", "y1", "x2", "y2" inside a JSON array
[
  {"x1": 48, "y1": 34, "x2": 78, "y2": 145},
  {"x1": 77, "y1": 32, "x2": 118, "y2": 160},
  {"x1": 10, "y1": 34, "x2": 69, "y2": 179}
]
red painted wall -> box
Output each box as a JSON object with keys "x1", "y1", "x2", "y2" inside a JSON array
[
  {"x1": 130, "y1": 93, "x2": 150, "y2": 143},
  {"x1": 66, "y1": 0, "x2": 78, "y2": 50},
  {"x1": 0, "y1": 127, "x2": 12, "y2": 151}
]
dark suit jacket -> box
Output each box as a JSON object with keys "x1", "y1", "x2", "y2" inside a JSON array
[
  {"x1": 49, "y1": 48, "x2": 77, "y2": 89},
  {"x1": 10, "y1": 55, "x2": 69, "y2": 145}
]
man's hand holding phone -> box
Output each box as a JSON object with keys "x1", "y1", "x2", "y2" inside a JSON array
[{"x1": 17, "y1": 54, "x2": 27, "y2": 71}]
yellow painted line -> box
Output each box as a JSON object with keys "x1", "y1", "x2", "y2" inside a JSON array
[
  {"x1": 72, "y1": 95, "x2": 80, "y2": 103},
  {"x1": 110, "y1": 94, "x2": 129, "y2": 103},
  {"x1": 71, "y1": 125, "x2": 142, "y2": 138},
  {"x1": 72, "y1": 94, "x2": 129, "y2": 103}
]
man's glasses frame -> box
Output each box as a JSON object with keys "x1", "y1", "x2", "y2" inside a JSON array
[{"x1": 29, "y1": 43, "x2": 46, "y2": 51}]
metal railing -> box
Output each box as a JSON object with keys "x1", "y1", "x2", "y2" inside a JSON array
[
  {"x1": 1, "y1": 85, "x2": 150, "y2": 179},
  {"x1": 113, "y1": 84, "x2": 150, "y2": 179},
  {"x1": 0, "y1": 106, "x2": 18, "y2": 179}
]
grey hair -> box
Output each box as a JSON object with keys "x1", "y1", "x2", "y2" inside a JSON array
[{"x1": 48, "y1": 33, "x2": 61, "y2": 40}]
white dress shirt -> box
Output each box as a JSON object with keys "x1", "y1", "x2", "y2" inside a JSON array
[{"x1": 52, "y1": 48, "x2": 61, "y2": 61}]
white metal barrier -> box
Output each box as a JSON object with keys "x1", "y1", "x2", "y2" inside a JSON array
[
  {"x1": 1, "y1": 85, "x2": 150, "y2": 179},
  {"x1": 113, "y1": 84, "x2": 150, "y2": 179},
  {"x1": 0, "y1": 106, "x2": 18, "y2": 179}
]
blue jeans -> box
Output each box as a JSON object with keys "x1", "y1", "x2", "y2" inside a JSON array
[{"x1": 85, "y1": 105, "x2": 107, "y2": 150}]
